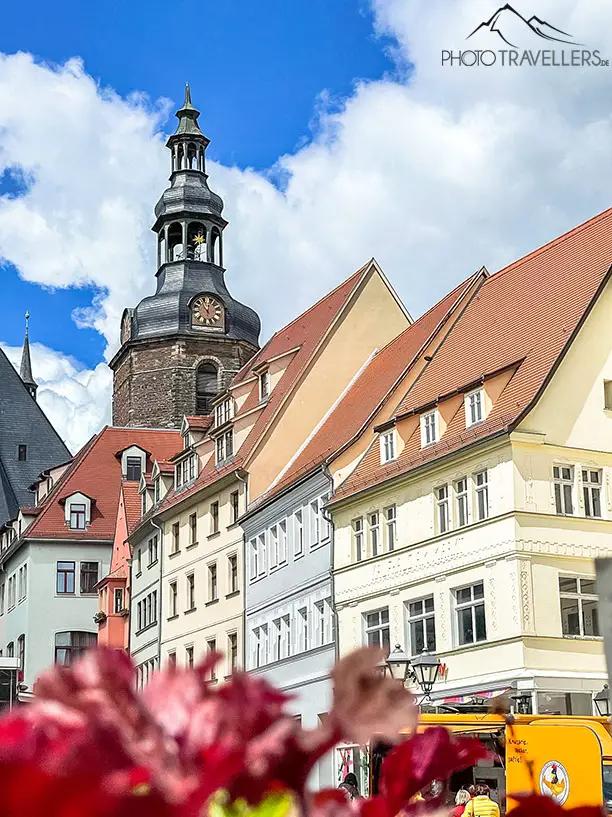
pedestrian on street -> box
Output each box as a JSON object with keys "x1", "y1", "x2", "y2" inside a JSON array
[
  {"x1": 452, "y1": 789, "x2": 471, "y2": 817},
  {"x1": 339, "y1": 773, "x2": 361, "y2": 801},
  {"x1": 464, "y1": 784, "x2": 500, "y2": 817}
]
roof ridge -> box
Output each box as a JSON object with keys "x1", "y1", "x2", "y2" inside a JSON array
[{"x1": 491, "y1": 206, "x2": 612, "y2": 281}]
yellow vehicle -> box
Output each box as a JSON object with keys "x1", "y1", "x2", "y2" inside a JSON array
[{"x1": 370, "y1": 714, "x2": 612, "y2": 813}]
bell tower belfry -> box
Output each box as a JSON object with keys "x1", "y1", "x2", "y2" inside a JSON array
[{"x1": 110, "y1": 85, "x2": 261, "y2": 429}]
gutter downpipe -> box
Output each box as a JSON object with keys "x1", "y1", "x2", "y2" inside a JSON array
[{"x1": 235, "y1": 471, "x2": 248, "y2": 673}]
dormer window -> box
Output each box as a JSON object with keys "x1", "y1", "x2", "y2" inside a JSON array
[
  {"x1": 64, "y1": 493, "x2": 91, "y2": 530},
  {"x1": 259, "y1": 370, "x2": 270, "y2": 401},
  {"x1": 214, "y1": 398, "x2": 233, "y2": 427},
  {"x1": 126, "y1": 457, "x2": 142, "y2": 482},
  {"x1": 216, "y1": 430, "x2": 234, "y2": 465},
  {"x1": 120, "y1": 447, "x2": 147, "y2": 481},
  {"x1": 17, "y1": 445, "x2": 27, "y2": 462},
  {"x1": 465, "y1": 388, "x2": 484, "y2": 427},
  {"x1": 420, "y1": 410, "x2": 438, "y2": 447},
  {"x1": 141, "y1": 492, "x2": 147, "y2": 516},
  {"x1": 380, "y1": 430, "x2": 396, "y2": 464},
  {"x1": 69, "y1": 504, "x2": 86, "y2": 530}
]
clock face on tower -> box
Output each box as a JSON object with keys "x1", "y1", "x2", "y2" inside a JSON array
[{"x1": 191, "y1": 295, "x2": 224, "y2": 329}]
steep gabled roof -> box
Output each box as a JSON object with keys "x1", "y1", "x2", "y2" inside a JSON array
[
  {"x1": 0, "y1": 347, "x2": 70, "y2": 527},
  {"x1": 249, "y1": 271, "x2": 482, "y2": 509},
  {"x1": 333, "y1": 206, "x2": 612, "y2": 503},
  {"x1": 20, "y1": 427, "x2": 181, "y2": 542}
]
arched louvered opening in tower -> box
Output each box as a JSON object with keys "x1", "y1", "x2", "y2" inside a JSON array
[
  {"x1": 168, "y1": 222, "x2": 183, "y2": 262},
  {"x1": 187, "y1": 222, "x2": 207, "y2": 262},
  {"x1": 158, "y1": 233, "x2": 167, "y2": 267},
  {"x1": 210, "y1": 227, "x2": 222, "y2": 266},
  {"x1": 187, "y1": 142, "x2": 198, "y2": 170},
  {"x1": 196, "y1": 362, "x2": 219, "y2": 415}
]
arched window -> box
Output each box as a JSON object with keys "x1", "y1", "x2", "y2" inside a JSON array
[
  {"x1": 196, "y1": 362, "x2": 218, "y2": 415},
  {"x1": 168, "y1": 222, "x2": 183, "y2": 261},
  {"x1": 158, "y1": 234, "x2": 166, "y2": 266},
  {"x1": 187, "y1": 143, "x2": 197, "y2": 169},
  {"x1": 211, "y1": 228, "x2": 221, "y2": 265},
  {"x1": 55, "y1": 631, "x2": 97, "y2": 666},
  {"x1": 187, "y1": 223, "x2": 207, "y2": 262}
]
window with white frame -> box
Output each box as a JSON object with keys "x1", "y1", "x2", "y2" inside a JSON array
[
  {"x1": 314, "y1": 599, "x2": 326, "y2": 647},
  {"x1": 278, "y1": 520, "x2": 287, "y2": 563},
  {"x1": 272, "y1": 615, "x2": 291, "y2": 661},
  {"x1": 215, "y1": 430, "x2": 234, "y2": 464},
  {"x1": 69, "y1": 503, "x2": 87, "y2": 530},
  {"x1": 352, "y1": 517, "x2": 364, "y2": 561},
  {"x1": 465, "y1": 388, "x2": 484, "y2": 427},
  {"x1": 455, "y1": 582, "x2": 487, "y2": 646},
  {"x1": 257, "y1": 533, "x2": 266, "y2": 577},
  {"x1": 147, "y1": 535, "x2": 158, "y2": 566},
  {"x1": 214, "y1": 398, "x2": 233, "y2": 427},
  {"x1": 420, "y1": 410, "x2": 438, "y2": 447},
  {"x1": 559, "y1": 576, "x2": 599, "y2": 637},
  {"x1": 364, "y1": 607, "x2": 390, "y2": 654},
  {"x1": 553, "y1": 465, "x2": 574, "y2": 515},
  {"x1": 171, "y1": 522, "x2": 180, "y2": 554},
  {"x1": 385, "y1": 505, "x2": 396, "y2": 551},
  {"x1": 154, "y1": 478, "x2": 161, "y2": 504},
  {"x1": 294, "y1": 510, "x2": 304, "y2": 557},
  {"x1": 320, "y1": 494, "x2": 331, "y2": 540},
  {"x1": 249, "y1": 539, "x2": 258, "y2": 581},
  {"x1": 186, "y1": 573, "x2": 196, "y2": 611},
  {"x1": 380, "y1": 430, "x2": 396, "y2": 463},
  {"x1": 406, "y1": 596, "x2": 436, "y2": 655},
  {"x1": 208, "y1": 563, "x2": 218, "y2": 602},
  {"x1": 168, "y1": 581, "x2": 177, "y2": 618},
  {"x1": 269, "y1": 525, "x2": 279, "y2": 569},
  {"x1": 298, "y1": 606, "x2": 309, "y2": 652},
  {"x1": 228, "y1": 554, "x2": 238, "y2": 594},
  {"x1": 368, "y1": 512, "x2": 380, "y2": 557},
  {"x1": 435, "y1": 485, "x2": 450, "y2": 534},
  {"x1": 454, "y1": 477, "x2": 469, "y2": 527},
  {"x1": 252, "y1": 625, "x2": 268, "y2": 668},
  {"x1": 228, "y1": 632, "x2": 238, "y2": 672},
  {"x1": 259, "y1": 370, "x2": 270, "y2": 401},
  {"x1": 474, "y1": 470, "x2": 489, "y2": 521},
  {"x1": 582, "y1": 469, "x2": 602, "y2": 518},
  {"x1": 310, "y1": 499, "x2": 320, "y2": 547}
]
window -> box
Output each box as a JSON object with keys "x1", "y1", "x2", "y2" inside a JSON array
[
  {"x1": 168, "y1": 581, "x2": 177, "y2": 618},
  {"x1": 186, "y1": 573, "x2": 196, "y2": 611},
  {"x1": 353, "y1": 517, "x2": 364, "y2": 561},
  {"x1": 69, "y1": 503, "x2": 87, "y2": 530},
  {"x1": 114, "y1": 588, "x2": 124, "y2": 613},
  {"x1": 80, "y1": 562, "x2": 98, "y2": 594},
  {"x1": 154, "y1": 478, "x2": 161, "y2": 504},
  {"x1": 188, "y1": 455, "x2": 196, "y2": 481},
  {"x1": 228, "y1": 633, "x2": 238, "y2": 672},
  {"x1": 138, "y1": 590, "x2": 157, "y2": 630},
  {"x1": 553, "y1": 465, "x2": 574, "y2": 515},
  {"x1": 421, "y1": 410, "x2": 438, "y2": 447},
  {"x1": 249, "y1": 539, "x2": 258, "y2": 581},
  {"x1": 465, "y1": 389, "x2": 484, "y2": 427},
  {"x1": 278, "y1": 519, "x2": 287, "y2": 562},
  {"x1": 186, "y1": 645, "x2": 194, "y2": 669},
  {"x1": 207, "y1": 639, "x2": 217, "y2": 680},
  {"x1": 559, "y1": 576, "x2": 599, "y2": 637},
  {"x1": 230, "y1": 491, "x2": 240, "y2": 524},
  {"x1": 298, "y1": 607, "x2": 309, "y2": 651},
  {"x1": 189, "y1": 513, "x2": 198, "y2": 545},
  {"x1": 0, "y1": 583, "x2": 4, "y2": 615},
  {"x1": 7, "y1": 575, "x2": 15, "y2": 609},
  {"x1": 168, "y1": 651, "x2": 177, "y2": 667},
  {"x1": 259, "y1": 370, "x2": 270, "y2": 401},
  {"x1": 315, "y1": 600, "x2": 328, "y2": 646},
  {"x1": 18, "y1": 564, "x2": 27, "y2": 601},
  {"x1": 215, "y1": 430, "x2": 234, "y2": 464},
  {"x1": 310, "y1": 499, "x2": 320, "y2": 547},
  {"x1": 210, "y1": 501, "x2": 219, "y2": 534},
  {"x1": 136, "y1": 547, "x2": 142, "y2": 575},
  {"x1": 196, "y1": 362, "x2": 218, "y2": 415},
  {"x1": 368, "y1": 512, "x2": 380, "y2": 557},
  {"x1": 208, "y1": 563, "x2": 218, "y2": 601},
  {"x1": 385, "y1": 506, "x2": 396, "y2": 551},
  {"x1": 582, "y1": 469, "x2": 602, "y2": 518},
  {"x1": 147, "y1": 535, "x2": 158, "y2": 566},
  {"x1": 54, "y1": 631, "x2": 97, "y2": 665},
  {"x1": 294, "y1": 510, "x2": 304, "y2": 557},
  {"x1": 215, "y1": 398, "x2": 233, "y2": 427},
  {"x1": 406, "y1": 596, "x2": 436, "y2": 655},
  {"x1": 455, "y1": 582, "x2": 487, "y2": 646},
  {"x1": 257, "y1": 533, "x2": 266, "y2": 576},
  {"x1": 380, "y1": 430, "x2": 396, "y2": 463},
  {"x1": 17, "y1": 634, "x2": 25, "y2": 674},
  {"x1": 269, "y1": 525, "x2": 279, "y2": 569},
  {"x1": 228, "y1": 554, "x2": 238, "y2": 594},
  {"x1": 175, "y1": 464, "x2": 183, "y2": 489},
  {"x1": 475, "y1": 470, "x2": 489, "y2": 521},
  {"x1": 141, "y1": 492, "x2": 147, "y2": 516},
  {"x1": 435, "y1": 485, "x2": 450, "y2": 534},
  {"x1": 364, "y1": 608, "x2": 390, "y2": 655},
  {"x1": 455, "y1": 477, "x2": 469, "y2": 528},
  {"x1": 604, "y1": 380, "x2": 612, "y2": 410},
  {"x1": 253, "y1": 626, "x2": 267, "y2": 668},
  {"x1": 126, "y1": 457, "x2": 142, "y2": 481},
  {"x1": 172, "y1": 522, "x2": 180, "y2": 554},
  {"x1": 17, "y1": 445, "x2": 27, "y2": 462},
  {"x1": 320, "y1": 495, "x2": 331, "y2": 540},
  {"x1": 56, "y1": 561, "x2": 75, "y2": 594}
]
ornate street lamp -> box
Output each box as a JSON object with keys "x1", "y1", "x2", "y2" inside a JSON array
[
  {"x1": 385, "y1": 644, "x2": 441, "y2": 699},
  {"x1": 594, "y1": 684, "x2": 610, "y2": 717}
]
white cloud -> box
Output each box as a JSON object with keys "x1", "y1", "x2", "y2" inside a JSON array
[
  {"x1": 2, "y1": 1, "x2": 612, "y2": 450},
  {"x1": 1, "y1": 342, "x2": 111, "y2": 453}
]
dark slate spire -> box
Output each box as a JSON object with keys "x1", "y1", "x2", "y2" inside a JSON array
[{"x1": 20, "y1": 311, "x2": 37, "y2": 400}]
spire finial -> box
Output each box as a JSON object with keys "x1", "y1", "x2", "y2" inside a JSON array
[
  {"x1": 20, "y1": 310, "x2": 37, "y2": 399},
  {"x1": 25, "y1": 310, "x2": 30, "y2": 337},
  {"x1": 184, "y1": 82, "x2": 192, "y2": 106}
]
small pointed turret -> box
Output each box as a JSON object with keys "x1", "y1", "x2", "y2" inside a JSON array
[{"x1": 20, "y1": 311, "x2": 37, "y2": 400}]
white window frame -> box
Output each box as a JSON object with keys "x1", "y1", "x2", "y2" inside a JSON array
[
  {"x1": 269, "y1": 525, "x2": 279, "y2": 570},
  {"x1": 298, "y1": 606, "x2": 309, "y2": 652},
  {"x1": 368, "y1": 511, "x2": 380, "y2": 557},
  {"x1": 309, "y1": 499, "x2": 320, "y2": 548},
  {"x1": 474, "y1": 470, "x2": 489, "y2": 521},
  {"x1": 420, "y1": 410, "x2": 438, "y2": 447},
  {"x1": 363, "y1": 607, "x2": 390, "y2": 652},
  {"x1": 257, "y1": 533, "x2": 266, "y2": 577},
  {"x1": 559, "y1": 575, "x2": 599, "y2": 638},
  {"x1": 352, "y1": 517, "x2": 364, "y2": 561},
  {"x1": 380, "y1": 430, "x2": 396, "y2": 463},
  {"x1": 553, "y1": 465, "x2": 574, "y2": 515},
  {"x1": 582, "y1": 469, "x2": 603, "y2": 519},
  {"x1": 454, "y1": 477, "x2": 469, "y2": 528},
  {"x1": 278, "y1": 519, "x2": 287, "y2": 564},
  {"x1": 294, "y1": 510, "x2": 304, "y2": 558},
  {"x1": 465, "y1": 388, "x2": 484, "y2": 427},
  {"x1": 406, "y1": 596, "x2": 436, "y2": 656},
  {"x1": 384, "y1": 505, "x2": 396, "y2": 551},
  {"x1": 259, "y1": 370, "x2": 270, "y2": 401},
  {"x1": 186, "y1": 572, "x2": 196, "y2": 611},
  {"x1": 435, "y1": 484, "x2": 450, "y2": 534},
  {"x1": 249, "y1": 539, "x2": 258, "y2": 582},
  {"x1": 454, "y1": 582, "x2": 487, "y2": 646},
  {"x1": 168, "y1": 581, "x2": 177, "y2": 618},
  {"x1": 214, "y1": 398, "x2": 233, "y2": 427},
  {"x1": 208, "y1": 562, "x2": 218, "y2": 602}
]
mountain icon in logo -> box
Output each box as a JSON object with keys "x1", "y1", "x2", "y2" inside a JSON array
[{"x1": 467, "y1": 4, "x2": 580, "y2": 48}]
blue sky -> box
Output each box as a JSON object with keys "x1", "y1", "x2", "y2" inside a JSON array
[{"x1": 0, "y1": 1, "x2": 394, "y2": 368}]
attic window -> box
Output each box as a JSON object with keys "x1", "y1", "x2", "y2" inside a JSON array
[
  {"x1": 69, "y1": 504, "x2": 86, "y2": 530},
  {"x1": 605, "y1": 380, "x2": 612, "y2": 411},
  {"x1": 17, "y1": 445, "x2": 27, "y2": 462},
  {"x1": 259, "y1": 370, "x2": 270, "y2": 401},
  {"x1": 214, "y1": 398, "x2": 233, "y2": 427},
  {"x1": 380, "y1": 430, "x2": 396, "y2": 464},
  {"x1": 126, "y1": 457, "x2": 142, "y2": 482},
  {"x1": 420, "y1": 410, "x2": 438, "y2": 447},
  {"x1": 465, "y1": 388, "x2": 484, "y2": 427}
]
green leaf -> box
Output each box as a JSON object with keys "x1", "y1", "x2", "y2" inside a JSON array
[{"x1": 208, "y1": 791, "x2": 295, "y2": 817}]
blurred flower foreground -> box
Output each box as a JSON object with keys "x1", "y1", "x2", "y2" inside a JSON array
[{"x1": 0, "y1": 647, "x2": 601, "y2": 817}]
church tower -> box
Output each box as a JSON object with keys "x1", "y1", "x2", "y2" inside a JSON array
[{"x1": 110, "y1": 86, "x2": 260, "y2": 429}]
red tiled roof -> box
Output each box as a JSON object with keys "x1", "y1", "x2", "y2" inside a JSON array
[
  {"x1": 253, "y1": 272, "x2": 481, "y2": 507},
  {"x1": 333, "y1": 207, "x2": 612, "y2": 503},
  {"x1": 24, "y1": 427, "x2": 181, "y2": 541},
  {"x1": 122, "y1": 482, "x2": 143, "y2": 536},
  {"x1": 147, "y1": 263, "x2": 373, "y2": 520},
  {"x1": 185, "y1": 415, "x2": 212, "y2": 431},
  {"x1": 155, "y1": 460, "x2": 175, "y2": 475}
]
